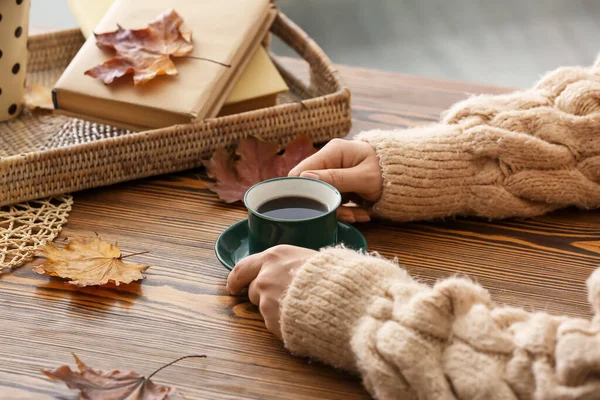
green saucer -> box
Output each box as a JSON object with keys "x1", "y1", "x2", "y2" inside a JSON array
[{"x1": 215, "y1": 219, "x2": 368, "y2": 270}]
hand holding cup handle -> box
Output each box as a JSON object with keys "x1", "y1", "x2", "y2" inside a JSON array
[
  {"x1": 0, "y1": 0, "x2": 30, "y2": 122},
  {"x1": 288, "y1": 139, "x2": 383, "y2": 223}
]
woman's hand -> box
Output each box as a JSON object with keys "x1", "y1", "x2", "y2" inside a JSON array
[
  {"x1": 226, "y1": 245, "x2": 317, "y2": 339},
  {"x1": 289, "y1": 139, "x2": 383, "y2": 223}
]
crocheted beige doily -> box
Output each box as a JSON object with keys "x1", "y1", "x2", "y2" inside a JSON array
[{"x1": 0, "y1": 195, "x2": 73, "y2": 272}]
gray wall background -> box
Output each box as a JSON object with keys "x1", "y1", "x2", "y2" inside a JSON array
[{"x1": 31, "y1": 0, "x2": 600, "y2": 88}]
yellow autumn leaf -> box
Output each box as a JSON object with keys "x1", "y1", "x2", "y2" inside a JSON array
[
  {"x1": 85, "y1": 9, "x2": 193, "y2": 86},
  {"x1": 43, "y1": 354, "x2": 176, "y2": 400},
  {"x1": 34, "y1": 237, "x2": 150, "y2": 287},
  {"x1": 24, "y1": 83, "x2": 54, "y2": 111}
]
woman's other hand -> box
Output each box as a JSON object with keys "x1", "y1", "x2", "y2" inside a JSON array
[
  {"x1": 289, "y1": 139, "x2": 382, "y2": 223},
  {"x1": 226, "y1": 245, "x2": 317, "y2": 339}
]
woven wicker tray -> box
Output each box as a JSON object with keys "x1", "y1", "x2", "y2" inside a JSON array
[{"x1": 0, "y1": 13, "x2": 351, "y2": 206}]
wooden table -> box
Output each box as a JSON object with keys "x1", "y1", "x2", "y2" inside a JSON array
[{"x1": 2, "y1": 57, "x2": 600, "y2": 399}]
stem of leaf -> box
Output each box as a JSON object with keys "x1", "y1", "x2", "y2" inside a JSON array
[
  {"x1": 185, "y1": 56, "x2": 232, "y2": 68},
  {"x1": 121, "y1": 251, "x2": 150, "y2": 259},
  {"x1": 147, "y1": 355, "x2": 207, "y2": 380}
]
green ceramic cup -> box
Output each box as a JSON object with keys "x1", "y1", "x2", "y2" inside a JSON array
[{"x1": 244, "y1": 177, "x2": 342, "y2": 254}]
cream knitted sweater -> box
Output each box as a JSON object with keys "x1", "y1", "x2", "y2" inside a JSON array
[{"x1": 280, "y1": 59, "x2": 600, "y2": 399}]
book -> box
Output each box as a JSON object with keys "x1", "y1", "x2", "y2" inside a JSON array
[
  {"x1": 66, "y1": 0, "x2": 113, "y2": 39},
  {"x1": 54, "y1": 0, "x2": 277, "y2": 129},
  {"x1": 66, "y1": 0, "x2": 288, "y2": 117},
  {"x1": 219, "y1": 47, "x2": 287, "y2": 116}
]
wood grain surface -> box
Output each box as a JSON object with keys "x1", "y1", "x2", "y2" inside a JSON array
[{"x1": 2, "y1": 57, "x2": 599, "y2": 399}]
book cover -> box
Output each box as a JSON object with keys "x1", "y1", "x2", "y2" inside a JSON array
[
  {"x1": 66, "y1": 0, "x2": 288, "y2": 114},
  {"x1": 54, "y1": 0, "x2": 276, "y2": 129}
]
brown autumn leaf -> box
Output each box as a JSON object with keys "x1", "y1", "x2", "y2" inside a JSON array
[
  {"x1": 43, "y1": 354, "x2": 205, "y2": 400},
  {"x1": 34, "y1": 237, "x2": 150, "y2": 287},
  {"x1": 202, "y1": 134, "x2": 318, "y2": 203},
  {"x1": 85, "y1": 9, "x2": 193, "y2": 86},
  {"x1": 24, "y1": 83, "x2": 54, "y2": 111}
]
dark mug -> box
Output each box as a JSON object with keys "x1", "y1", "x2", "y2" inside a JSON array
[{"x1": 244, "y1": 177, "x2": 342, "y2": 253}]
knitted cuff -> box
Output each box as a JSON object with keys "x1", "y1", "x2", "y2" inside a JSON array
[
  {"x1": 280, "y1": 247, "x2": 414, "y2": 371},
  {"x1": 356, "y1": 126, "x2": 556, "y2": 222},
  {"x1": 357, "y1": 125, "x2": 476, "y2": 221}
]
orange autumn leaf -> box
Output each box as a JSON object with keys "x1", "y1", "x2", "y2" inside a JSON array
[
  {"x1": 34, "y1": 237, "x2": 150, "y2": 287},
  {"x1": 85, "y1": 9, "x2": 193, "y2": 86},
  {"x1": 202, "y1": 134, "x2": 318, "y2": 203},
  {"x1": 24, "y1": 83, "x2": 54, "y2": 111},
  {"x1": 43, "y1": 354, "x2": 177, "y2": 400}
]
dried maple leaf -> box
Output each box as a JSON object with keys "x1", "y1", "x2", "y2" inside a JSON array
[
  {"x1": 203, "y1": 134, "x2": 317, "y2": 203},
  {"x1": 85, "y1": 9, "x2": 193, "y2": 86},
  {"x1": 34, "y1": 237, "x2": 150, "y2": 287},
  {"x1": 24, "y1": 83, "x2": 54, "y2": 111},
  {"x1": 43, "y1": 354, "x2": 206, "y2": 400}
]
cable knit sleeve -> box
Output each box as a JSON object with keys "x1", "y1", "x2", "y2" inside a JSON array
[
  {"x1": 357, "y1": 56, "x2": 600, "y2": 222},
  {"x1": 281, "y1": 58, "x2": 600, "y2": 399},
  {"x1": 280, "y1": 248, "x2": 600, "y2": 400}
]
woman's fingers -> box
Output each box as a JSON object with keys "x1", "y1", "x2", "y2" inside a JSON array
[
  {"x1": 248, "y1": 279, "x2": 260, "y2": 305},
  {"x1": 289, "y1": 139, "x2": 362, "y2": 177},
  {"x1": 227, "y1": 252, "x2": 264, "y2": 294},
  {"x1": 289, "y1": 139, "x2": 383, "y2": 203},
  {"x1": 337, "y1": 206, "x2": 356, "y2": 223},
  {"x1": 299, "y1": 166, "x2": 369, "y2": 194},
  {"x1": 289, "y1": 140, "x2": 343, "y2": 176},
  {"x1": 336, "y1": 206, "x2": 371, "y2": 223},
  {"x1": 352, "y1": 207, "x2": 372, "y2": 222}
]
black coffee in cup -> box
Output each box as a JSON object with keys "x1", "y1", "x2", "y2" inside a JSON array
[
  {"x1": 244, "y1": 177, "x2": 342, "y2": 253},
  {"x1": 256, "y1": 196, "x2": 329, "y2": 220}
]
